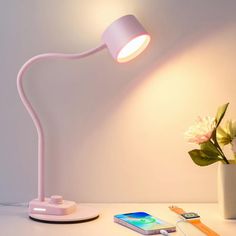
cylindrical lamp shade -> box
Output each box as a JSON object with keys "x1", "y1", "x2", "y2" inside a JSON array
[{"x1": 102, "y1": 15, "x2": 150, "y2": 63}]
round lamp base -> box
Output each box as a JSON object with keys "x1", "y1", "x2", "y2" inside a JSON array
[{"x1": 29, "y1": 205, "x2": 99, "y2": 223}]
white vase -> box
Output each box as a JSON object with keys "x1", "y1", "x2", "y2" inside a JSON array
[{"x1": 218, "y1": 162, "x2": 236, "y2": 219}]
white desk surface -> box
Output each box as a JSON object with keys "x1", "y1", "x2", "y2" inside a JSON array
[{"x1": 0, "y1": 203, "x2": 235, "y2": 235}]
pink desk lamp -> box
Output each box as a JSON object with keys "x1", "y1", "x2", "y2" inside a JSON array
[{"x1": 17, "y1": 15, "x2": 150, "y2": 223}]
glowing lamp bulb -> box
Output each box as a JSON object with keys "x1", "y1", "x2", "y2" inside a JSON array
[
  {"x1": 117, "y1": 34, "x2": 150, "y2": 63},
  {"x1": 102, "y1": 15, "x2": 151, "y2": 63}
]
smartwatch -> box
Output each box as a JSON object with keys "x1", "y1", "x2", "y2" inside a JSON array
[{"x1": 169, "y1": 206, "x2": 220, "y2": 236}]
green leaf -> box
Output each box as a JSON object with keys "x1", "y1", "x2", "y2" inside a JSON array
[
  {"x1": 188, "y1": 149, "x2": 222, "y2": 166},
  {"x1": 217, "y1": 126, "x2": 232, "y2": 145},
  {"x1": 215, "y1": 103, "x2": 229, "y2": 128},
  {"x1": 200, "y1": 141, "x2": 220, "y2": 155},
  {"x1": 217, "y1": 136, "x2": 231, "y2": 146}
]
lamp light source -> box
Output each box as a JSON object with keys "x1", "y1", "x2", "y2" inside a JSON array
[
  {"x1": 102, "y1": 15, "x2": 150, "y2": 62},
  {"x1": 17, "y1": 14, "x2": 150, "y2": 223}
]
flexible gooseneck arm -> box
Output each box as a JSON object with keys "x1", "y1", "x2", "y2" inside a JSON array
[{"x1": 17, "y1": 43, "x2": 106, "y2": 202}]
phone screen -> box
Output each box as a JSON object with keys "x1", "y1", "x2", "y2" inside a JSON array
[{"x1": 114, "y1": 212, "x2": 173, "y2": 231}]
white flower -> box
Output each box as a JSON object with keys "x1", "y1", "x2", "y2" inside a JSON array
[{"x1": 185, "y1": 116, "x2": 216, "y2": 144}]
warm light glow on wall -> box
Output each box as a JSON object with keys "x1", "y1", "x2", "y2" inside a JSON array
[{"x1": 70, "y1": 24, "x2": 236, "y2": 203}]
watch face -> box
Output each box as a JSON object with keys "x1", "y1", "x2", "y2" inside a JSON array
[{"x1": 181, "y1": 212, "x2": 200, "y2": 220}]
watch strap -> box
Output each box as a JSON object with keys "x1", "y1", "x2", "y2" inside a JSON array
[
  {"x1": 191, "y1": 219, "x2": 220, "y2": 236},
  {"x1": 169, "y1": 205, "x2": 186, "y2": 214}
]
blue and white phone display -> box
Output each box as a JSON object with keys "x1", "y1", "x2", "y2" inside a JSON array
[{"x1": 115, "y1": 212, "x2": 172, "y2": 231}]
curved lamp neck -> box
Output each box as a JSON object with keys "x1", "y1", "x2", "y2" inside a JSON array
[{"x1": 17, "y1": 43, "x2": 106, "y2": 202}]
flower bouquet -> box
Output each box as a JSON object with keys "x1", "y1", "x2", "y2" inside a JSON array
[
  {"x1": 185, "y1": 103, "x2": 236, "y2": 218},
  {"x1": 185, "y1": 103, "x2": 236, "y2": 166}
]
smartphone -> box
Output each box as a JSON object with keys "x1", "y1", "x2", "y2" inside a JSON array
[{"x1": 114, "y1": 212, "x2": 176, "y2": 235}]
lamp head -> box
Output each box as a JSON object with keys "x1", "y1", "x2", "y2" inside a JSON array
[{"x1": 102, "y1": 15, "x2": 151, "y2": 63}]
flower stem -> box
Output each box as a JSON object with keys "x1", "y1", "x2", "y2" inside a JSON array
[
  {"x1": 217, "y1": 144, "x2": 230, "y2": 164},
  {"x1": 210, "y1": 139, "x2": 229, "y2": 164}
]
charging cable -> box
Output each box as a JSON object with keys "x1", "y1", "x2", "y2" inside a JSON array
[
  {"x1": 160, "y1": 230, "x2": 170, "y2": 236},
  {"x1": 176, "y1": 219, "x2": 187, "y2": 236},
  {"x1": 160, "y1": 219, "x2": 187, "y2": 236},
  {"x1": 0, "y1": 202, "x2": 28, "y2": 207}
]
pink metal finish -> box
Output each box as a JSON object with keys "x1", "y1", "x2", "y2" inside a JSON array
[
  {"x1": 102, "y1": 15, "x2": 150, "y2": 62},
  {"x1": 17, "y1": 44, "x2": 106, "y2": 202}
]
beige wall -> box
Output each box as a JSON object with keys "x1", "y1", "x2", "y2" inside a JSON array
[{"x1": 1, "y1": 0, "x2": 236, "y2": 203}]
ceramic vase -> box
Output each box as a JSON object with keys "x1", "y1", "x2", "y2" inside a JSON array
[{"x1": 218, "y1": 162, "x2": 236, "y2": 219}]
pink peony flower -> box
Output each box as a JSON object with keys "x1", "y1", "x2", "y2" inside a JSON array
[{"x1": 185, "y1": 116, "x2": 216, "y2": 144}]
